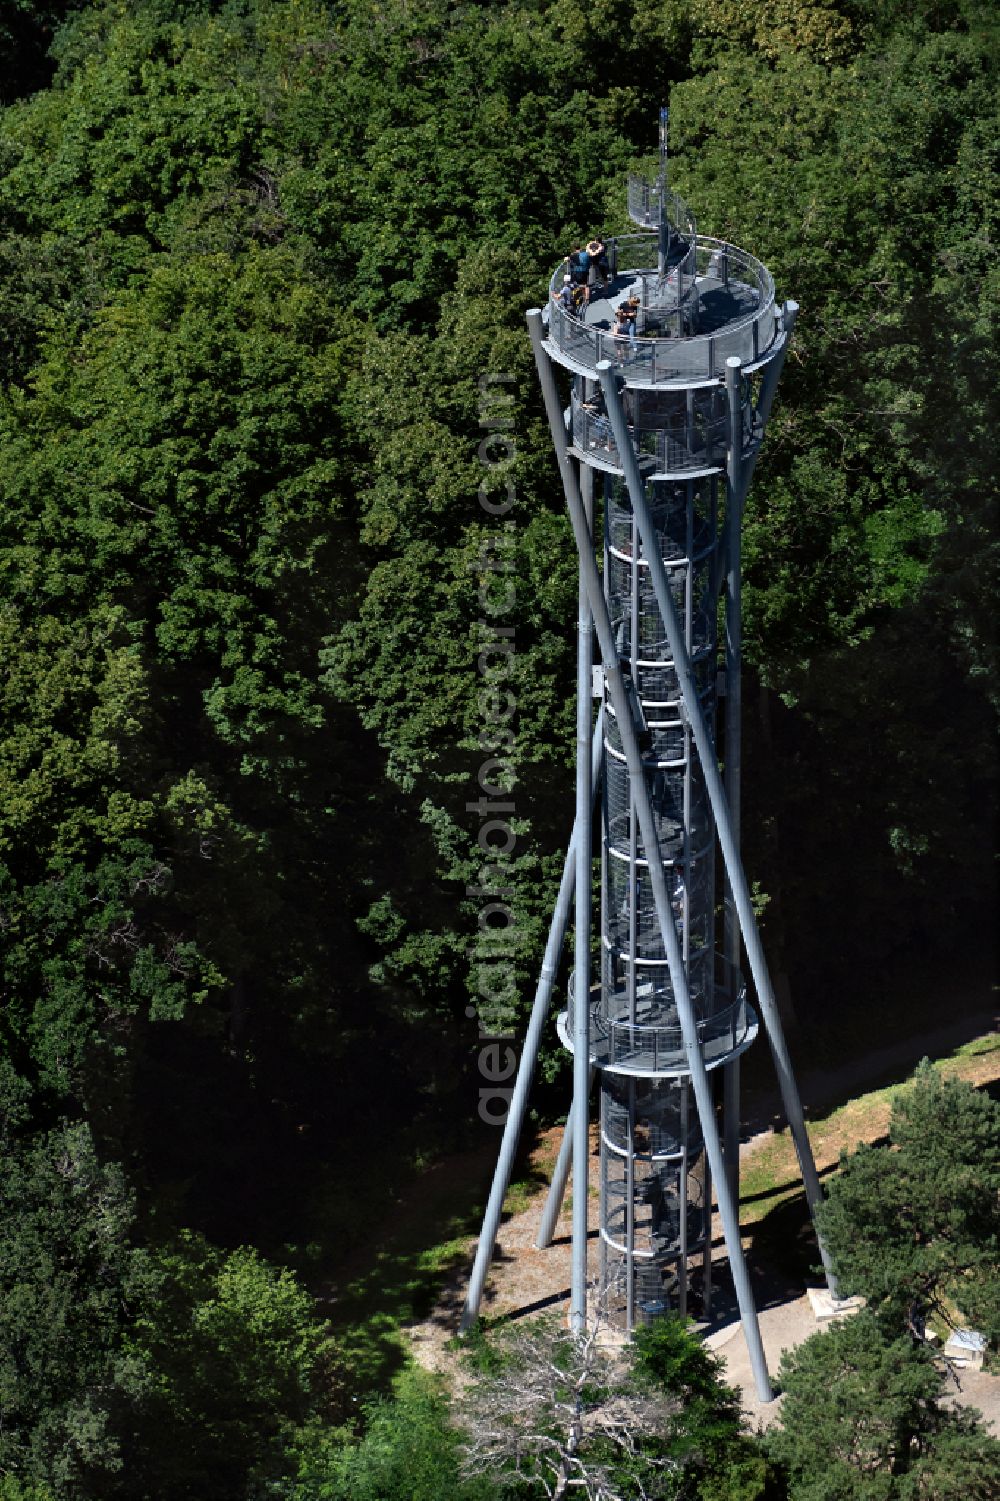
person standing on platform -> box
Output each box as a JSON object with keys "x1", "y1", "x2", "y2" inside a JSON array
[
  {"x1": 564, "y1": 246, "x2": 592, "y2": 305},
  {"x1": 586, "y1": 237, "x2": 609, "y2": 289}
]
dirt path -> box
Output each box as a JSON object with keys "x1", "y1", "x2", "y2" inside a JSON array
[{"x1": 405, "y1": 1011, "x2": 1000, "y2": 1431}]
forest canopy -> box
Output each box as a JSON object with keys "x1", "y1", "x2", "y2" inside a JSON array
[{"x1": 0, "y1": 0, "x2": 996, "y2": 1496}]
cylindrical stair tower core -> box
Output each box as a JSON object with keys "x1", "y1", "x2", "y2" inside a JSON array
[{"x1": 550, "y1": 170, "x2": 784, "y2": 1329}]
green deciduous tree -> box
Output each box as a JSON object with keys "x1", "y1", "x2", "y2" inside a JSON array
[
  {"x1": 0, "y1": 1080, "x2": 339, "y2": 1501},
  {"x1": 632, "y1": 1316, "x2": 777, "y2": 1500},
  {"x1": 281, "y1": 1366, "x2": 487, "y2": 1501},
  {"x1": 0, "y1": 1109, "x2": 153, "y2": 1495},
  {"x1": 120, "y1": 1233, "x2": 336, "y2": 1500}
]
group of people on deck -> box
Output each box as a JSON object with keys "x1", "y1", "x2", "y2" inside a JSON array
[
  {"x1": 556, "y1": 237, "x2": 609, "y2": 316},
  {"x1": 565, "y1": 237, "x2": 610, "y2": 301},
  {"x1": 553, "y1": 234, "x2": 641, "y2": 351}
]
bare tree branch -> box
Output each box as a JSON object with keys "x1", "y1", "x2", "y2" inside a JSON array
[{"x1": 456, "y1": 1302, "x2": 684, "y2": 1501}]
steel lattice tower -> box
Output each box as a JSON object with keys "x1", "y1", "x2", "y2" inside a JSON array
[{"x1": 462, "y1": 114, "x2": 835, "y2": 1401}]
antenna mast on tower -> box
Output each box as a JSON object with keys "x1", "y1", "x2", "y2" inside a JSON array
[{"x1": 657, "y1": 103, "x2": 670, "y2": 280}]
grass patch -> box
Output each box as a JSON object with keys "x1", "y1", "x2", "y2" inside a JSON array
[
  {"x1": 503, "y1": 1162, "x2": 551, "y2": 1217},
  {"x1": 948, "y1": 1032, "x2": 1000, "y2": 1062}
]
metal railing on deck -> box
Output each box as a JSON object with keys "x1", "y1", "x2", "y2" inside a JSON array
[
  {"x1": 569, "y1": 954, "x2": 755, "y2": 1074},
  {"x1": 547, "y1": 234, "x2": 777, "y2": 384},
  {"x1": 627, "y1": 176, "x2": 698, "y2": 241},
  {"x1": 570, "y1": 388, "x2": 727, "y2": 475}
]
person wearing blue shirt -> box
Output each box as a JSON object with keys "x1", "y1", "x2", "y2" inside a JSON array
[{"x1": 564, "y1": 247, "x2": 591, "y2": 304}]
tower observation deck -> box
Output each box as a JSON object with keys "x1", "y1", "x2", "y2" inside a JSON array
[
  {"x1": 462, "y1": 113, "x2": 835, "y2": 1401},
  {"x1": 546, "y1": 211, "x2": 778, "y2": 388}
]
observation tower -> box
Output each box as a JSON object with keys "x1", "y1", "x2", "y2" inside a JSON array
[{"x1": 462, "y1": 112, "x2": 835, "y2": 1401}]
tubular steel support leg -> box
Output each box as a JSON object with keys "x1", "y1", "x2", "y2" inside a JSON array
[
  {"x1": 718, "y1": 302, "x2": 799, "y2": 584},
  {"x1": 703, "y1": 1148, "x2": 713, "y2": 1316},
  {"x1": 723, "y1": 1058, "x2": 740, "y2": 1211},
  {"x1": 537, "y1": 710, "x2": 603, "y2": 1251},
  {"x1": 719, "y1": 310, "x2": 799, "y2": 1200},
  {"x1": 750, "y1": 302, "x2": 799, "y2": 461},
  {"x1": 597, "y1": 358, "x2": 837, "y2": 1298},
  {"x1": 571, "y1": 467, "x2": 595, "y2": 1336},
  {"x1": 679, "y1": 1083, "x2": 689, "y2": 1320},
  {"x1": 461, "y1": 710, "x2": 604, "y2": 1332},
  {"x1": 723, "y1": 356, "x2": 743, "y2": 1212},
  {"x1": 535, "y1": 1067, "x2": 596, "y2": 1249},
  {"x1": 528, "y1": 311, "x2": 774, "y2": 1403},
  {"x1": 538, "y1": 1109, "x2": 573, "y2": 1252}
]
